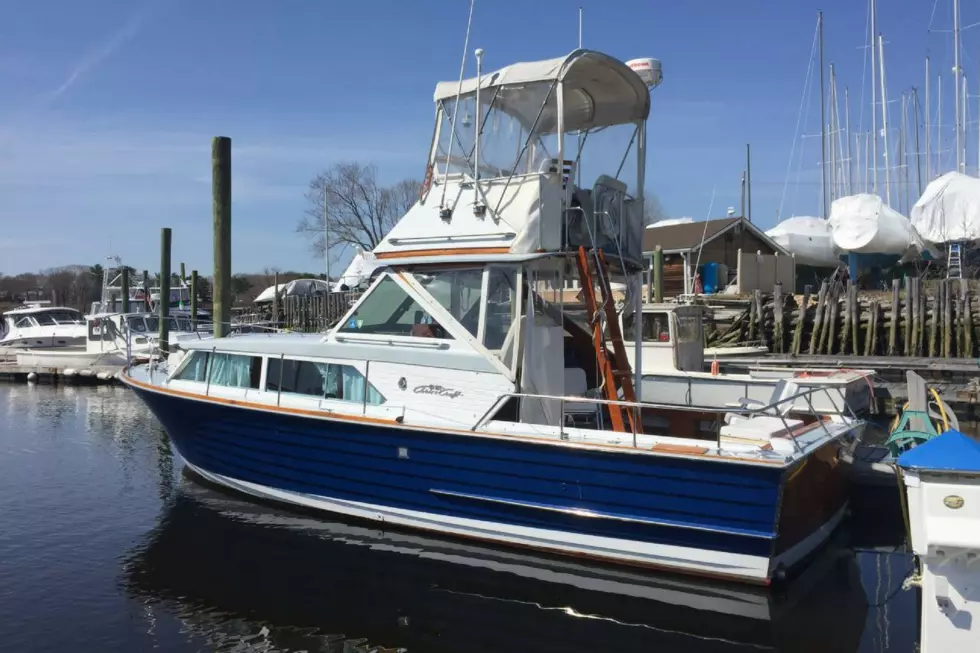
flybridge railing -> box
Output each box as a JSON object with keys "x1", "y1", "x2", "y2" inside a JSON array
[{"x1": 471, "y1": 384, "x2": 859, "y2": 459}]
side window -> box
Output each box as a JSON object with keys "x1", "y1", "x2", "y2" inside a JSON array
[
  {"x1": 416, "y1": 268, "x2": 483, "y2": 338},
  {"x1": 339, "y1": 276, "x2": 452, "y2": 339},
  {"x1": 207, "y1": 353, "x2": 262, "y2": 389},
  {"x1": 174, "y1": 350, "x2": 209, "y2": 382},
  {"x1": 266, "y1": 358, "x2": 385, "y2": 405}
]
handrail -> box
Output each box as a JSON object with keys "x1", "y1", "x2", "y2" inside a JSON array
[{"x1": 472, "y1": 384, "x2": 858, "y2": 458}]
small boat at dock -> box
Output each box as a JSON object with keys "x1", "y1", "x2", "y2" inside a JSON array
[
  {"x1": 122, "y1": 47, "x2": 861, "y2": 585},
  {"x1": 0, "y1": 305, "x2": 87, "y2": 352}
]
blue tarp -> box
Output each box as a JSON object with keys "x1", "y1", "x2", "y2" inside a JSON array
[{"x1": 897, "y1": 430, "x2": 980, "y2": 473}]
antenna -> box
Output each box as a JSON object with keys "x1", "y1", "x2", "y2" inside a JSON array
[{"x1": 578, "y1": 6, "x2": 582, "y2": 48}]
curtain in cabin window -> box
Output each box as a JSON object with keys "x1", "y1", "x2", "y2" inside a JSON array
[
  {"x1": 208, "y1": 353, "x2": 253, "y2": 388},
  {"x1": 175, "y1": 351, "x2": 208, "y2": 382},
  {"x1": 339, "y1": 364, "x2": 384, "y2": 405}
]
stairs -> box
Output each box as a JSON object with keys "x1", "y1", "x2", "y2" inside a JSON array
[
  {"x1": 574, "y1": 246, "x2": 640, "y2": 434},
  {"x1": 948, "y1": 243, "x2": 963, "y2": 280}
]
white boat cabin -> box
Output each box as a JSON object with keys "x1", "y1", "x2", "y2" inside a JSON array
[{"x1": 0, "y1": 306, "x2": 87, "y2": 349}]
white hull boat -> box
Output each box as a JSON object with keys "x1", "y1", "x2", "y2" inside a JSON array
[
  {"x1": 0, "y1": 305, "x2": 87, "y2": 351},
  {"x1": 911, "y1": 171, "x2": 980, "y2": 243},
  {"x1": 828, "y1": 194, "x2": 935, "y2": 260},
  {"x1": 120, "y1": 47, "x2": 860, "y2": 585},
  {"x1": 623, "y1": 303, "x2": 874, "y2": 417},
  {"x1": 765, "y1": 216, "x2": 840, "y2": 267}
]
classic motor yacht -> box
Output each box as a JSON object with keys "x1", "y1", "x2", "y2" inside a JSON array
[
  {"x1": 121, "y1": 48, "x2": 860, "y2": 585},
  {"x1": 0, "y1": 305, "x2": 87, "y2": 350},
  {"x1": 623, "y1": 302, "x2": 875, "y2": 417}
]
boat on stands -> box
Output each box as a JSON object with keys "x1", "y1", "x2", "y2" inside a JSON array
[
  {"x1": 0, "y1": 305, "x2": 87, "y2": 352},
  {"x1": 623, "y1": 302, "x2": 875, "y2": 418},
  {"x1": 121, "y1": 48, "x2": 860, "y2": 584}
]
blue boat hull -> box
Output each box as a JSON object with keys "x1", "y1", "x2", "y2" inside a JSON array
[{"x1": 125, "y1": 376, "x2": 847, "y2": 583}]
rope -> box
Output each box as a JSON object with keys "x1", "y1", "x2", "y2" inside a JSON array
[
  {"x1": 779, "y1": 17, "x2": 820, "y2": 219},
  {"x1": 691, "y1": 187, "x2": 716, "y2": 295},
  {"x1": 439, "y1": 0, "x2": 477, "y2": 210}
]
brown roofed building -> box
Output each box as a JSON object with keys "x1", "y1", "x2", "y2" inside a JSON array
[{"x1": 642, "y1": 217, "x2": 790, "y2": 297}]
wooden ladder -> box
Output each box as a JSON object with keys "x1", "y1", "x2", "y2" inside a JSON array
[{"x1": 575, "y1": 246, "x2": 640, "y2": 434}]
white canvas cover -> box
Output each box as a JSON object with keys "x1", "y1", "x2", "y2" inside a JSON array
[
  {"x1": 910, "y1": 171, "x2": 980, "y2": 243},
  {"x1": 765, "y1": 216, "x2": 839, "y2": 267},
  {"x1": 828, "y1": 194, "x2": 935, "y2": 259},
  {"x1": 433, "y1": 49, "x2": 650, "y2": 133},
  {"x1": 646, "y1": 217, "x2": 694, "y2": 229},
  {"x1": 332, "y1": 248, "x2": 382, "y2": 291},
  {"x1": 253, "y1": 279, "x2": 331, "y2": 304}
]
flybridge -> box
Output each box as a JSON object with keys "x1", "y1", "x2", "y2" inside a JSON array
[{"x1": 373, "y1": 49, "x2": 664, "y2": 267}]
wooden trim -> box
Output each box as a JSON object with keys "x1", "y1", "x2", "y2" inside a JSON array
[
  {"x1": 375, "y1": 247, "x2": 511, "y2": 260},
  {"x1": 651, "y1": 443, "x2": 709, "y2": 455},
  {"x1": 120, "y1": 372, "x2": 787, "y2": 465}
]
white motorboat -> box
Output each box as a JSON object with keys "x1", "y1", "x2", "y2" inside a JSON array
[
  {"x1": 623, "y1": 302, "x2": 874, "y2": 417},
  {"x1": 0, "y1": 305, "x2": 87, "y2": 351},
  {"x1": 120, "y1": 47, "x2": 861, "y2": 585}
]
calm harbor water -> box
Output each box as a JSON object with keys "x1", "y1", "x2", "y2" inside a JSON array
[{"x1": 0, "y1": 383, "x2": 918, "y2": 652}]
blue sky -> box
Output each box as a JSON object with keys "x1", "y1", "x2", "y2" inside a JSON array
[{"x1": 0, "y1": 0, "x2": 975, "y2": 275}]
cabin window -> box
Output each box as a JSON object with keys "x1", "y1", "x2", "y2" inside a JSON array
[
  {"x1": 483, "y1": 267, "x2": 518, "y2": 351},
  {"x1": 173, "y1": 350, "x2": 209, "y2": 382},
  {"x1": 14, "y1": 317, "x2": 34, "y2": 328},
  {"x1": 623, "y1": 312, "x2": 670, "y2": 342},
  {"x1": 339, "y1": 277, "x2": 453, "y2": 339},
  {"x1": 266, "y1": 358, "x2": 385, "y2": 404},
  {"x1": 416, "y1": 268, "x2": 483, "y2": 338},
  {"x1": 206, "y1": 353, "x2": 262, "y2": 389},
  {"x1": 676, "y1": 315, "x2": 701, "y2": 344},
  {"x1": 126, "y1": 316, "x2": 147, "y2": 333}
]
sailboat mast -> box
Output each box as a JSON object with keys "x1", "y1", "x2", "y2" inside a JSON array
[
  {"x1": 879, "y1": 33, "x2": 891, "y2": 205},
  {"x1": 925, "y1": 56, "x2": 931, "y2": 181},
  {"x1": 900, "y1": 93, "x2": 910, "y2": 213},
  {"x1": 938, "y1": 75, "x2": 943, "y2": 172},
  {"x1": 819, "y1": 11, "x2": 828, "y2": 218},
  {"x1": 846, "y1": 86, "x2": 853, "y2": 195},
  {"x1": 870, "y1": 0, "x2": 878, "y2": 194},
  {"x1": 913, "y1": 87, "x2": 923, "y2": 196},
  {"x1": 829, "y1": 62, "x2": 838, "y2": 202},
  {"x1": 955, "y1": 0, "x2": 963, "y2": 172}
]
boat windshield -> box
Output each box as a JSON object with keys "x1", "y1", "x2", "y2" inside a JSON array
[
  {"x1": 340, "y1": 276, "x2": 453, "y2": 339},
  {"x1": 32, "y1": 311, "x2": 82, "y2": 326},
  {"x1": 434, "y1": 83, "x2": 559, "y2": 179},
  {"x1": 623, "y1": 312, "x2": 671, "y2": 342}
]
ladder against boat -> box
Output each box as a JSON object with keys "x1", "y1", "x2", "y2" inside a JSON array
[
  {"x1": 947, "y1": 242, "x2": 963, "y2": 280},
  {"x1": 897, "y1": 432, "x2": 980, "y2": 652}
]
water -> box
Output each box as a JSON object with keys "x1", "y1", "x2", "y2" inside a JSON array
[{"x1": 0, "y1": 383, "x2": 919, "y2": 652}]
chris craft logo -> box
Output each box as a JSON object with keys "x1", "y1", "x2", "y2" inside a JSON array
[{"x1": 413, "y1": 384, "x2": 463, "y2": 399}]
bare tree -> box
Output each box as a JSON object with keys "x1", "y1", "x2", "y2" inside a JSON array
[
  {"x1": 642, "y1": 192, "x2": 667, "y2": 225},
  {"x1": 297, "y1": 162, "x2": 420, "y2": 258}
]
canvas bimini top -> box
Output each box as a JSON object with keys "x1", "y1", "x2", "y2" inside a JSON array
[{"x1": 433, "y1": 49, "x2": 651, "y2": 133}]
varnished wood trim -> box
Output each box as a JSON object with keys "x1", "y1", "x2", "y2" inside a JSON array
[{"x1": 651, "y1": 443, "x2": 709, "y2": 455}]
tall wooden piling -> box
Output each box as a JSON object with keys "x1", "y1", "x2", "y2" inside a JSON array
[
  {"x1": 966, "y1": 292, "x2": 975, "y2": 357},
  {"x1": 121, "y1": 268, "x2": 130, "y2": 314},
  {"x1": 864, "y1": 300, "x2": 877, "y2": 355},
  {"x1": 142, "y1": 270, "x2": 150, "y2": 310},
  {"x1": 747, "y1": 293, "x2": 758, "y2": 342},
  {"x1": 180, "y1": 262, "x2": 186, "y2": 284},
  {"x1": 791, "y1": 285, "x2": 811, "y2": 355},
  {"x1": 652, "y1": 246, "x2": 663, "y2": 303},
  {"x1": 212, "y1": 136, "x2": 232, "y2": 338},
  {"x1": 888, "y1": 278, "x2": 900, "y2": 356},
  {"x1": 809, "y1": 282, "x2": 828, "y2": 355},
  {"x1": 941, "y1": 281, "x2": 953, "y2": 358},
  {"x1": 849, "y1": 284, "x2": 860, "y2": 354},
  {"x1": 159, "y1": 228, "x2": 172, "y2": 356},
  {"x1": 272, "y1": 271, "x2": 280, "y2": 330},
  {"x1": 929, "y1": 289, "x2": 939, "y2": 357},
  {"x1": 840, "y1": 288, "x2": 852, "y2": 354},
  {"x1": 754, "y1": 290, "x2": 766, "y2": 348},
  {"x1": 773, "y1": 283, "x2": 784, "y2": 353},
  {"x1": 903, "y1": 277, "x2": 912, "y2": 355},
  {"x1": 821, "y1": 285, "x2": 839, "y2": 354},
  {"x1": 190, "y1": 270, "x2": 199, "y2": 331}
]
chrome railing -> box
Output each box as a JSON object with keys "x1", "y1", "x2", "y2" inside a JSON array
[{"x1": 472, "y1": 383, "x2": 860, "y2": 459}]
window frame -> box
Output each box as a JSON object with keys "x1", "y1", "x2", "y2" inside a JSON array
[{"x1": 263, "y1": 355, "x2": 385, "y2": 405}]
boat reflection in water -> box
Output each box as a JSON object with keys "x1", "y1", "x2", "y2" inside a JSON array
[{"x1": 123, "y1": 475, "x2": 870, "y2": 653}]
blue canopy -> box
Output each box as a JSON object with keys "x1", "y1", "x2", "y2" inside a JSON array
[{"x1": 897, "y1": 430, "x2": 980, "y2": 473}]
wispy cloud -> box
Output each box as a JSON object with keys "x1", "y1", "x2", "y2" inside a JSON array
[{"x1": 40, "y1": 5, "x2": 156, "y2": 107}]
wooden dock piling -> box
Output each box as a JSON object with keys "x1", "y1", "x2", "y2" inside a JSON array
[
  {"x1": 142, "y1": 270, "x2": 150, "y2": 310},
  {"x1": 121, "y1": 268, "x2": 130, "y2": 314},
  {"x1": 190, "y1": 270, "x2": 199, "y2": 331},
  {"x1": 888, "y1": 279, "x2": 900, "y2": 356},
  {"x1": 159, "y1": 227, "x2": 172, "y2": 355},
  {"x1": 212, "y1": 136, "x2": 232, "y2": 338},
  {"x1": 652, "y1": 246, "x2": 663, "y2": 303},
  {"x1": 791, "y1": 285, "x2": 810, "y2": 355}
]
